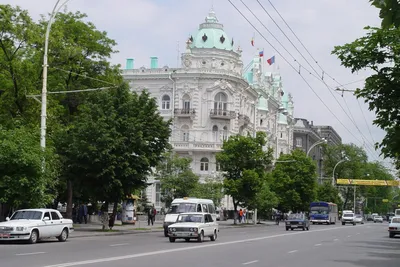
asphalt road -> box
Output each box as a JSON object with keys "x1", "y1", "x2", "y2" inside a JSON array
[{"x1": 1, "y1": 222, "x2": 399, "y2": 267}]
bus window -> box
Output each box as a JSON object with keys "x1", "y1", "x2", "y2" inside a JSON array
[{"x1": 202, "y1": 204, "x2": 209, "y2": 213}]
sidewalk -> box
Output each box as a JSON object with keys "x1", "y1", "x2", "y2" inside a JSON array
[{"x1": 70, "y1": 219, "x2": 276, "y2": 238}]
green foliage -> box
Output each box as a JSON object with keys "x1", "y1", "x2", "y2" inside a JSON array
[
  {"x1": 64, "y1": 85, "x2": 171, "y2": 203},
  {"x1": 370, "y1": 0, "x2": 400, "y2": 29},
  {"x1": 332, "y1": 20, "x2": 400, "y2": 165},
  {"x1": 271, "y1": 149, "x2": 317, "y2": 212},
  {"x1": 316, "y1": 181, "x2": 342, "y2": 207},
  {"x1": 248, "y1": 173, "x2": 278, "y2": 219},
  {"x1": 0, "y1": 126, "x2": 60, "y2": 208},
  {"x1": 155, "y1": 152, "x2": 199, "y2": 207},
  {"x1": 216, "y1": 131, "x2": 274, "y2": 210},
  {"x1": 192, "y1": 177, "x2": 224, "y2": 207}
]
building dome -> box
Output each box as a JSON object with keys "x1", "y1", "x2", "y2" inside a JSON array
[{"x1": 189, "y1": 9, "x2": 234, "y2": 51}]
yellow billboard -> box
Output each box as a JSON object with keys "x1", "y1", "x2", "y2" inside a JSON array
[{"x1": 336, "y1": 179, "x2": 400, "y2": 186}]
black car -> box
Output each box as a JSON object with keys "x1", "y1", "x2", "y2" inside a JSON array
[{"x1": 285, "y1": 213, "x2": 310, "y2": 231}]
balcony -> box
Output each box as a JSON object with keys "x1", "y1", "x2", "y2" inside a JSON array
[
  {"x1": 171, "y1": 141, "x2": 223, "y2": 152},
  {"x1": 174, "y1": 108, "x2": 195, "y2": 118},
  {"x1": 210, "y1": 109, "x2": 236, "y2": 120},
  {"x1": 238, "y1": 114, "x2": 251, "y2": 125}
]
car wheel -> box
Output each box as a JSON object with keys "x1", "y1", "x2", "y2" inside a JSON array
[
  {"x1": 58, "y1": 228, "x2": 68, "y2": 242},
  {"x1": 286, "y1": 227, "x2": 289, "y2": 231},
  {"x1": 389, "y1": 233, "x2": 394, "y2": 238},
  {"x1": 342, "y1": 222, "x2": 345, "y2": 225},
  {"x1": 164, "y1": 229, "x2": 169, "y2": 237},
  {"x1": 302, "y1": 227, "x2": 305, "y2": 231},
  {"x1": 28, "y1": 230, "x2": 39, "y2": 244},
  {"x1": 184, "y1": 238, "x2": 190, "y2": 242},
  {"x1": 210, "y1": 230, "x2": 217, "y2": 241},
  {"x1": 197, "y1": 231, "x2": 204, "y2": 243},
  {"x1": 353, "y1": 223, "x2": 356, "y2": 226},
  {"x1": 169, "y1": 237, "x2": 175, "y2": 243},
  {"x1": 291, "y1": 228, "x2": 293, "y2": 231}
]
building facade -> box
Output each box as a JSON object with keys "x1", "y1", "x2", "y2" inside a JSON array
[
  {"x1": 122, "y1": 10, "x2": 294, "y2": 210},
  {"x1": 293, "y1": 118, "x2": 342, "y2": 183}
]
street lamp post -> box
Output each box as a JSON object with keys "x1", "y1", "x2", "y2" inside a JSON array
[
  {"x1": 332, "y1": 156, "x2": 349, "y2": 186},
  {"x1": 40, "y1": 0, "x2": 71, "y2": 149},
  {"x1": 306, "y1": 138, "x2": 327, "y2": 157}
]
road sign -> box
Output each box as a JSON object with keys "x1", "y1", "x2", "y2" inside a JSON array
[
  {"x1": 336, "y1": 179, "x2": 400, "y2": 186},
  {"x1": 382, "y1": 199, "x2": 389, "y2": 203}
]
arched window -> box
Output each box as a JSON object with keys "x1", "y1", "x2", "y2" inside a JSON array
[
  {"x1": 200, "y1": 157, "x2": 209, "y2": 171},
  {"x1": 212, "y1": 125, "x2": 219, "y2": 141},
  {"x1": 222, "y1": 126, "x2": 228, "y2": 141},
  {"x1": 214, "y1": 92, "x2": 227, "y2": 111},
  {"x1": 182, "y1": 94, "x2": 190, "y2": 111},
  {"x1": 181, "y1": 125, "x2": 189, "y2": 142},
  {"x1": 161, "y1": 95, "x2": 170, "y2": 110}
]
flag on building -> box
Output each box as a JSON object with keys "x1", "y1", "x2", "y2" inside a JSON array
[
  {"x1": 267, "y1": 56, "x2": 275, "y2": 65},
  {"x1": 251, "y1": 37, "x2": 254, "y2": 46},
  {"x1": 259, "y1": 50, "x2": 264, "y2": 57}
]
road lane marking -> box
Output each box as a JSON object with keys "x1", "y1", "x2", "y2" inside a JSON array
[
  {"x1": 242, "y1": 260, "x2": 259, "y2": 265},
  {"x1": 288, "y1": 250, "x2": 298, "y2": 254},
  {"x1": 356, "y1": 233, "x2": 360, "y2": 235},
  {"x1": 42, "y1": 224, "x2": 368, "y2": 267},
  {"x1": 16, "y1": 252, "x2": 47, "y2": 256},
  {"x1": 314, "y1": 244, "x2": 322, "y2": 246},
  {"x1": 347, "y1": 235, "x2": 351, "y2": 238},
  {"x1": 239, "y1": 232, "x2": 247, "y2": 234},
  {"x1": 334, "y1": 238, "x2": 339, "y2": 241},
  {"x1": 109, "y1": 243, "x2": 130, "y2": 247}
]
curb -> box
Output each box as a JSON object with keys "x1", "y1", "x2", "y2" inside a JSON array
[{"x1": 69, "y1": 223, "x2": 275, "y2": 239}]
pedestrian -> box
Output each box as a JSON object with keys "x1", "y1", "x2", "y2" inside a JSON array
[
  {"x1": 83, "y1": 204, "x2": 88, "y2": 224},
  {"x1": 239, "y1": 209, "x2": 243, "y2": 223},
  {"x1": 147, "y1": 206, "x2": 154, "y2": 226}
]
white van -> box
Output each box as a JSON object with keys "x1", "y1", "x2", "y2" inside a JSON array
[
  {"x1": 395, "y1": 209, "x2": 400, "y2": 216},
  {"x1": 163, "y1": 198, "x2": 216, "y2": 237}
]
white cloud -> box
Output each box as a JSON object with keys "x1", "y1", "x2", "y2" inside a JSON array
[{"x1": 2, "y1": 0, "x2": 391, "y2": 164}]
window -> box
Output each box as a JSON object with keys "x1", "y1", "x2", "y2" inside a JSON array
[
  {"x1": 181, "y1": 125, "x2": 189, "y2": 142},
  {"x1": 222, "y1": 126, "x2": 228, "y2": 141},
  {"x1": 206, "y1": 214, "x2": 214, "y2": 222},
  {"x1": 202, "y1": 204, "x2": 209, "y2": 213},
  {"x1": 51, "y1": 212, "x2": 60, "y2": 220},
  {"x1": 214, "y1": 92, "x2": 227, "y2": 111},
  {"x1": 155, "y1": 182, "x2": 161, "y2": 207},
  {"x1": 43, "y1": 212, "x2": 50, "y2": 220},
  {"x1": 161, "y1": 95, "x2": 170, "y2": 110},
  {"x1": 208, "y1": 204, "x2": 215, "y2": 214},
  {"x1": 216, "y1": 162, "x2": 220, "y2": 171},
  {"x1": 200, "y1": 157, "x2": 209, "y2": 171},
  {"x1": 197, "y1": 204, "x2": 202, "y2": 212},
  {"x1": 296, "y1": 137, "x2": 302, "y2": 147},
  {"x1": 212, "y1": 125, "x2": 219, "y2": 141},
  {"x1": 280, "y1": 132, "x2": 283, "y2": 138},
  {"x1": 182, "y1": 94, "x2": 190, "y2": 111}
]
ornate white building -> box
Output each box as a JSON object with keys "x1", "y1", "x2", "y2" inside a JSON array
[{"x1": 122, "y1": 9, "x2": 295, "y2": 210}]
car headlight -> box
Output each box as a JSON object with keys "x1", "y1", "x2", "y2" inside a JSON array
[
  {"x1": 16, "y1": 227, "x2": 27, "y2": 231},
  {"x1": 193, "y1": 228, "x2": 198, "y2": 232},
  {"x1": 172, "y1": 228, "x2": 176, "y2": 232}
]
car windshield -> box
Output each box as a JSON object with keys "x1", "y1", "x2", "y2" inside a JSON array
[
  {"x1": 10, "y1": 210, "x2": 42, "y2": 220},
  {"x1": 167, "y1": 203, "x2": 197, "y2": 214},
  {"x1": 176, "y1": 214, "x2": 203, "y2": 223},
  {"x1": 310, "y1": 206, "x2": 328, "y2": 214},
  {"x1": 343, "y1": 214, "x2": 354, "y2": 217},
  {"x1": 392, "y1": 218, "x2": 400, "y2": 223},
  {"x1": 288, "y1": 214, "x2": 304, "y2": 220},
  {"x1": 355, "y1": 215, "x2": 362, "y2": 218}
]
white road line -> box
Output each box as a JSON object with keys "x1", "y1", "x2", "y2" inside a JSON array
[
  {"x1": 333, "y1": 238, "x2": 339, "y2": 241},
  {"x1": 314, "y1": 244, "x2": 322, "y2": 246},
  {"x1": 109, "y1": 243, "x2": 130, "y2": 247},
  {"x1": 288, "y1": 250, "x2": 298, "y2": 254},
  {"x1": 242, "y1": 260, "x2": 259, "y2": 265},
  {"x1": 347, "y1": 235, "x2": 352, "y2": 238},
  {"x1": 356, "y1": 233, "x2": 360, "y2": 235},
  {"x1": 42, "y1": 225, "x2": 368, "y2": 267},
  {"x1": 239, "y1": 232, "x2": 247, "y2": 234},
  {"x1": 16, "y1": 252, "x2": 47, "y2": 256}
]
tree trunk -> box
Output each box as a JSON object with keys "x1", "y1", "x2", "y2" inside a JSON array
[
  {"x1": 66, "y1": 180, "x2": 73, "y2": 219},
  {"x1": 233, "y1": 197, "x2": 238, "y2": 225}
]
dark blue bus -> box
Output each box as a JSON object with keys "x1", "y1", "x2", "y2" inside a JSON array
[{"x1": 310, "y1": 202, "x2": 338, "y2": 224}]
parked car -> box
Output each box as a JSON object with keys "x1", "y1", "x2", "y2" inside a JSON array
[
  {"x1": 388, "y1": 216, "x2": 400, "y2": 238},
  {"x1": 285, "y1": 213, "x2": 310, "y2": 231},
  {"x1": 374, "y1": 216, "x2": 384, "y2": 223},
  {"x1": 167, "y1": 212, "x2": 218, "y2": 243},
  {"x1": 354, "y1": 214, "x2": 364, "y2": 224},
  {"x1": 0, "y1": 209, "x2": 74, "y2": 244}
]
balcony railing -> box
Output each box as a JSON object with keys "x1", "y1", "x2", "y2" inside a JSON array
[
  {"x1": 209, "y1": 109, "x2": 236, "y2": 120},
  {"x1": 174, "y1": 108, "x2": 195, "y2": 117}
]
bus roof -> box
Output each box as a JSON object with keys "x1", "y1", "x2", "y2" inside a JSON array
[
  {"x1": 310, "y1": 202, "x2": 337, "y2": 206},
  {"x1": 171, "y1": 198, "x2": 214, "y2": 205}
]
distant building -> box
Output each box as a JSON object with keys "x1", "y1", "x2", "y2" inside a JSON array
[
  {"x1": 293, "y1": 119, "x2": 342, "y2": 182},
  {"x1": 121, "y1": 9, "x2": 295, "y2": 210}
]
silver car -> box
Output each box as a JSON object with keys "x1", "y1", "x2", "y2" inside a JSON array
[{"x1": 354, "y1": 214, "x2": 364, "y2": 224}]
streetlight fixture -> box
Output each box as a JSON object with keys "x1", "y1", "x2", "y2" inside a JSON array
[
  {"x1": 332, "y1": 156, "x2": 349, "y2": 186},
  {"x1": 40, "y1": 0, "x2": 71, "y2": 150},
  {"x1": 306, "y1": 138, "x2": 327, "y2": 157}
]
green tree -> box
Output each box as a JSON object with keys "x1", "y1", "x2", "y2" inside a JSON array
[
  {"x1": 271, "y1": 149, "x2": 317, "y2": 213},
  {"x1": 0, "y1": 126, "x2": 60, "y2": 209},
  {"x1": 370, "y1": 0, "x2": 400, "y2": 29},
  {"x1": 332, "y1": 20, "x2": 400, "y2": 166},
  {"x1": 316, "y1": 181, "x2": 342, "y2": 206},
  {"x1": 249, "y1": 173, "x2": 278, "y2": 220},
  {"x1": 65, "y1": 86, "x2": 171, "y2": 213},
  {"x1": 216, "y1": 132, "x2": 273, "y2": 221},
  {"x1": 155, "y1": 152, "x2": 199, "y2": 208},
  {"x1": 192, "y1": 177, "x2": 224, "y2": 207}
]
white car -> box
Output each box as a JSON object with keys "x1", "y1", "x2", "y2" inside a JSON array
[
  {"x1": 342, "y1": 213, "x2": 356, "y2": 225},
  {"x1": 354, "y1": 214, "x2": 364, "y2": 224},
  {"x1": 374, "y1": 216, "x2": 384, "y2": 223},
  {"x1": 167, "y1": 212, "x2": 219, "y2": 243},
  {"x1": 0, "y1": 208, "x2": 74, "y2": 244},
  {"x1": 388, "y1": 216, "x2": 400, "y2": 238}
]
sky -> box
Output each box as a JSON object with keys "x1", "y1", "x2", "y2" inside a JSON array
[{"x1": 3, "y1": 0, "x2": 394, "y2": 169}]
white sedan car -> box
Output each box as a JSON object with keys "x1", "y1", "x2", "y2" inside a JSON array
[
  {"x1": 0, "y1": 208, "x2": 74, "y2": 244},
  {"x1": 389, "y1": 217, "x2": 400, "y2": 238},
  {"x1": 374, "y1": 216, "x2": 384, "y2": 223},
  {"x1": 168, "y1": 212, "x2": 219, "y2": 243},
  {"x1": 354, "y1": 214, "x2": 364, "y2": 224}
]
